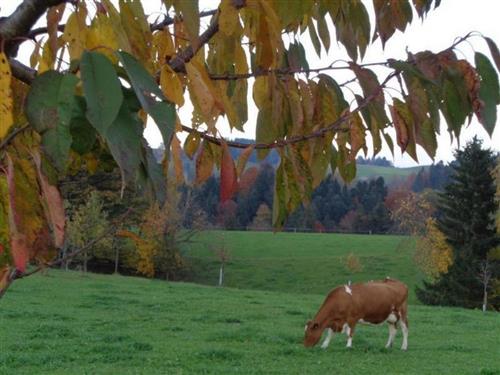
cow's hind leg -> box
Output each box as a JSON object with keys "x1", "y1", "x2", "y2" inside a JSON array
[
  {"x1": 321, "y1": 328, "x2": 334, "y2": 349},
  {"x1": 399, "y1": 302, "x2": 409, "y2": 351},
  {"x1": 385, "y1": 323, "x2": 397, "y2": 348}
]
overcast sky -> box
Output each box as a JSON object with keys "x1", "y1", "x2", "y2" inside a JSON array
[{"x1": 2, "y1": 0, "x2": 499, "y2": 167}]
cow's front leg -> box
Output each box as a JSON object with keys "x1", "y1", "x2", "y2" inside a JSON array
[
  {"x1": 320, "y1": 328, "x2": 333, "y2": 349},
  {"x1": 345, "y1": 323, "x2": 355, "y2": 348}
]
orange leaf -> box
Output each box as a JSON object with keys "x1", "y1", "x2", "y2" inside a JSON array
[
  {"x1": 220, "y1": 142, "x2": 238, "y2": 203},
  {"x1": 171, "y1": 135, "x2": 185, "y2": 185},
  {"x1": 32, "y1": 151, "x2": 65, "y2": 248},
  {"x1": 195, "y1": 141, "x2": 214, "y2": 185},
  {"x1": 236, "y1": 144, "x2": 255, "y2": 177}
]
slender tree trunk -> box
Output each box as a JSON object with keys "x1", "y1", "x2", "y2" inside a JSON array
[
  {"x1": 83, "y1": 250, "x2": 87, "y2": 274},
  {"x1": 482, "y1": 289, "x2": 488, "y2": 312},
  {"x1": 218, "y1": 262, "x2": 224, "y2": 286},
  {"x1": 113, "y1": 236, "x2": 119, "y2": 274}
]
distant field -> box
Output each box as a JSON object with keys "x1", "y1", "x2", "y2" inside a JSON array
[
  {"x1": 356, "y1": 164, "x2": 424, "y2": 183},
  {"x1": 1, "y1": 271, "x2": 498, "y2": 374},
  {"x1": 183, "y1": 231, "x2": 421, "y2": 303}
]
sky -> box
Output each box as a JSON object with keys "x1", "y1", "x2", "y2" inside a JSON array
[{"x1": 2, "y1": 0, "x2": 499, "y2": 167}]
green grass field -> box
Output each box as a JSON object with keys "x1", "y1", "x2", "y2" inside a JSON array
[
  {"x1": 184, "y1": 231, "x2": 421, "y2": 303},
  {"x1": 1, "y1": 271, "x2": 498, "y2": 374},
  {"x1": 355, "y1": 164, "x2": 424, "y2": 183}
]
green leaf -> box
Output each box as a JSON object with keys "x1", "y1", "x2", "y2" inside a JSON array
[
  {"x1": 106, "y1": 102, "x2": 143, "y2": 187},
  {"x1": 140, "y1": 141, "x2": 166, "y2": 204},
  {"x1": 441, "y1": 79, "x2": 467, "y2": 138},
  {"x1": 308, "y1": 18, "x2": 321, "y2": 57},
  {"x1": 172, "y1": 0, "x2": 199, "y2": 46},
  {"x1": 117, "y1": 51, "x2": 176, "y2": 149},
  {"x1": 475, "y1": 52, "x2": 499, "y2": 137},
  {"x1": 484, "y1": 36, "x2": 500, "y2": 73},
  {"x1": 256, "y1": 104, "x2": 277, "y2": 160},
  {"x1": 26, "y1": 71, "x2": 78, "y2": 170},
  {"x1": 316, "y1": 16, "x2": 330, "y2": 52},
  {"x1": 70, "y1": 97, "x2": 97, "y2": 155},
  {"x1": 337, "y1": 146, "x2": 356, "y2": 183},
  {"x1": 80, "y1": 51, "x2": 123, "y2": 134},
  {"x1": 416, "y1": 119, "x2": 437, "y2": 160}
]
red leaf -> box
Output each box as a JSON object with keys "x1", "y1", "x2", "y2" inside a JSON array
[
  {"x1": 220, "y1": 142, "x2": 238, "y2": 203},
  {"x1": 32, "y1": 152, "x2": 65, "y2": 248},
  {"x1": 6, "y1": 155, "x2": 28, "y2": 272}
]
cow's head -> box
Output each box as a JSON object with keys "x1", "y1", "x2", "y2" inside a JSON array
[{"x1": 303, "y1": 320, "x2": 322, "y2": 347}]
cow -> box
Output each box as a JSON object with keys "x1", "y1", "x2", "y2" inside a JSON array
[{"x1": 304, "y1": 278, "x2": 409, "y2": 351}]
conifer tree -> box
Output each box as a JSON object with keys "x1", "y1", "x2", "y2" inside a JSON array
[{"x1": 416, "y1": 138, "x2": 499, "y2": 308}]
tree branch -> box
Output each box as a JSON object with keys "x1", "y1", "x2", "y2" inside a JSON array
[
  {"x1": 168, "y1": 0, "x2": 246, "y2": 73},
  {"x1": 0, "y1": 124, "x2": 30, "y2": 152},
  {"x1": 180, "y1": 72, "x2": 397, "y2": 150},
  {"x1": 209, "y1": 62, "x2": 388, "y2": 81},
  {"x1": 0, "y1": 0, "x2": 76, "y2": 56}
]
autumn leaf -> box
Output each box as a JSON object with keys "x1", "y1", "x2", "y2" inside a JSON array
[
  {"x1": 0, "y1": 53, "x2": 14, "y2": 140},
  {"x1": 170, "y1": 135, "x2": 185, "y2": 185},
  {"x1": 160, "y1": 64, "x2": 185, "y2": 106},
  {"x1": 220, "y1": 141, "x2": 238, "y2": 203},
  {"x1": 195, "y1": 140, "x2": 214, "y2": 185},
  {"x1": 32, "y1": 151, "x2": 65, "y2": 248},
  {"x1": 236, "y1": 144, "x2": 255, "y2": 177}
]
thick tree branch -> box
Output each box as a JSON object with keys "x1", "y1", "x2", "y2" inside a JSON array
[
  {"x1": 180, "y1": 72, "x2": 397, "y2": 150},
  {"x1": 8, "y1": 58, "x2": 36, "y2": 84},
  {"x1": 0, "y1": 0, "x2": 75, "y2": 55},
  {"x1": 168, "y1": 0, "x2": 246, "y2": 73}
]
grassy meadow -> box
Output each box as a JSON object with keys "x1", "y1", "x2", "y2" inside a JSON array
[
  {"x1": 1, "y1": 271, "x2": 499, "y2": 375},
  {"x1": 184, "y1": 231, "x2": 421, "y2": 303}
]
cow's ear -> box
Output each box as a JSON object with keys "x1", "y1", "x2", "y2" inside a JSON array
[{"x1": 312, "y1": 323, "x2": 319, "y2": 330}]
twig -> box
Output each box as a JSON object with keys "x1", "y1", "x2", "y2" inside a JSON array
[
  {"x1": 0, "y1": 124, "x2": 30, "y2": 152},
  {"x1": 180, "y1": 72, "x2": 397, "y2": 150}
]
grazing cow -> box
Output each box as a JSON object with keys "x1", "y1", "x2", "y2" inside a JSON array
[{"x1": 304, "y1": 278, "x2": 409, "y2": 350}]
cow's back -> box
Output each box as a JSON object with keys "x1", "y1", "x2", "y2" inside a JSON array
[{"x1": 348, "y1": 280, "x2": 407, "y2": 324}]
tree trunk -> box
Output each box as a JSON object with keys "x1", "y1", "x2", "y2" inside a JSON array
[
  {"x1": 114, "y1": 247, "x2": 119, "y2": 274},
  {"x1": 83, "y1": 250, "x2": 87, "y2": 274},
  {"x1": 218, "y1": 262, "x2": 224, "y2": 286},
  {"x1": 482, "y1": 289, "x2": 488, "y2": 312}
]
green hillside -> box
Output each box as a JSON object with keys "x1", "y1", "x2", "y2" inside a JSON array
[
  {"x1": 1, "y1": 271, "x2": 498, "y2": 374},
  {"x1": 355, "y1": 164, "x2": 425, "y2": 183},
  {"x1": 183, "y1": 231, "x2": 420, "y2": 303}
]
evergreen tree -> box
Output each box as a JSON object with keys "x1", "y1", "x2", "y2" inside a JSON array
[{"x1": 416, "y1": 138, "x2": 499, "y2": 308}]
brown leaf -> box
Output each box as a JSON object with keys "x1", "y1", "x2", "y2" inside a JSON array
[
  {"x1": 220, "y1": 141, "x2": 238, "y2": 203},
  {"x1": 195, "y1": 141, "x2": 214, "y2": 185},
  {"x1": 32, "y1": 151, "x2": 65, "y2": 248},
  {"x1": 47, "y1": 4, "x2": 66, "y2": 59},
  {"x1": 236, "y1": 145, "x2": 255, "y2": 177},
  {"x1": 171, "y1": 135, "x2": 185, "y2": 185}
]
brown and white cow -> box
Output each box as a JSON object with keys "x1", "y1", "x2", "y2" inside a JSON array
[{"x1": 304, "y1": 278, "x2": 409, "y2": 350}]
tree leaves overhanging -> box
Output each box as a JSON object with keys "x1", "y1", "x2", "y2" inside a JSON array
[{"x1": 0, "y1": 0, "x2": 499, "y2": 294}]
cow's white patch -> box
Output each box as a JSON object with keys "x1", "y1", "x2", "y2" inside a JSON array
[
  {"x1": 346, "y1": 336, "x2": 352, "y2": 348},
  {"x1": 321, "y1": 328, "x2": 333, "y2": 349},
  {"x1": 344, "y1": 285, "x2": 352, "y2": 295},
  {"x1": 386, "y1": 313, "x2": 398, "y2": 324},
  {"x1": 304, "y1": 324, "x2": 308, "y2": 332},
  {"x1": 342, "y1": 323, "x2": 350, "y2": 334}
]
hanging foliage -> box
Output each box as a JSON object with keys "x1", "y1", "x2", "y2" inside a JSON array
[{"x1": 0, "y1": 0, "x2": 499, "y2": 296}]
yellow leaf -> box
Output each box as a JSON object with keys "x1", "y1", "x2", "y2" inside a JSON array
[
  {"x1": 236, "y1": 145, "x2": 255, "y2": 177},
  {"x1": 101, "y1": 0, "x2": 131, "y2": 52},
  {"x1": 0, "y1": 53, "x2": 14, "y2": 140},
  {"x1": 183, "y1": 132, "x2": 201, "y2": 160},
  {"x1": 160, "y1": 64, "x2": 185, "y2": 106},
  {"x1": 62, "y1": 6, "x2": 87, "y2": 60},
  {"x1": 171, "y1": 135, "x2": 184, "y2": 185},
  {"x1": 153, "y1": 29, "x2": 175, "y2": 63},
  {"x1": 29, "y1": 39, "x2": 42, "y2": 69},
  {"x1": 195, "y1": 140, "x2": 214, "y2": 185},
  {"x1": 186, "y1": 60, "x2": 222, "y2": 125},
  {"x1": 253, "y1": 76, "x2": 269, "y2": 109},
  {"x1": 86, "y1": 14, "x2": 119, "y2": 62},
  {"x1": 172, "y1": 0, "x2": 199, "y2": 48},
  {"x1": 219, "y1": 0, "x2": 239, "y2": 36},
  {"x1": 119, "y1": 0, "x2": 152, "y2": 67}
]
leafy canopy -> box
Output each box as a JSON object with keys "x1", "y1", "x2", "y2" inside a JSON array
[{"x1": 0, "y1": 0, "x2": 499, "y2": 293}]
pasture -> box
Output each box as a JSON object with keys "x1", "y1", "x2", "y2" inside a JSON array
[
  {"x1": 184, "y1": 231, "x2": 421, "y2": 303},
  {"x1": 1, "y1": 271, "x2": 499, "y2": 374}
]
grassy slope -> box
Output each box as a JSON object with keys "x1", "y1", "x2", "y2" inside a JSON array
[
  {"x1": 184, "y1": 231, "x2": 421, "y2": 303},
  {"x1": 356, "y1": 164, "x2": 424, "y2": 183},
  {"x1": 0, "y1": 271, "x2": 498, "y2": 375}
]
